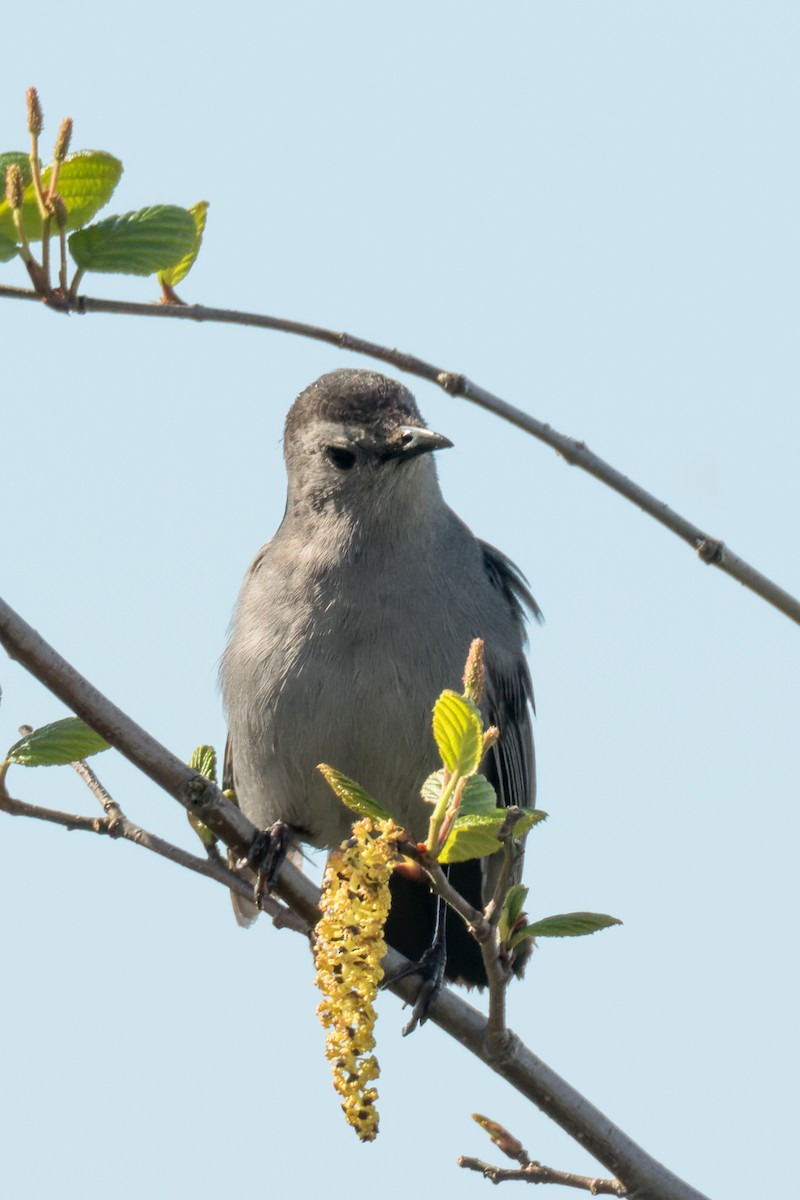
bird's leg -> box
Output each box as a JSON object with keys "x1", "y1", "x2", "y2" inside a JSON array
[
  {"x1": 247, "y1": 820, "x2": 293, "y2": 908},
  {"x1": 382, "y1": 890, "x2": 448, "y2": 1036}
]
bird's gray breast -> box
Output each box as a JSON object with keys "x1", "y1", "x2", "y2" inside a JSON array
[{"x1": 223, "y1": 519, "x2": 492, "y2": 847}]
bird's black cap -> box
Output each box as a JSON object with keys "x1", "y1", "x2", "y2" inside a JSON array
[{"x1": 285, "y1": 369, "x2": 425, "y2": 442}]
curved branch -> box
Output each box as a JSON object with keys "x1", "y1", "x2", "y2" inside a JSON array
[
  {"x1": 1, "y1": 282, "x2": 797, "y2": 627},
  {"x1": 0, "y1": 591, "x2": 709, "y2": 1200}
]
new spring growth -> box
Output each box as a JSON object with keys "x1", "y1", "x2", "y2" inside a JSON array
[
  {"x1": 51, "y1": 195, "x2": 68, "y2": 232},
  {"x1": 26, "y1": 87, "x2": 43, "y2": 136},
  {"x1": 5, "y1": 163, "x2": 23, "y2": 211},
  {"x1": 462, "y1": 638, "x2": 499, "y2": 753},
  {"x1": 54, "y1": 118, "x2": 73, "y2": 164},
  {"x1": 472, "y1": 1113, "x2": 527, "y2": 1163},
  {"x1": 314, "y1": 817, "x2": 402, "y2": 1142},
  {"x1": 462, "y1": 637, "x2": 486, "y2": 704}
]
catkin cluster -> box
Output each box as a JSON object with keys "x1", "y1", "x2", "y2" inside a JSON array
[{"x1": 314, "y1": 818, "x2": 402, "y2": 1141}]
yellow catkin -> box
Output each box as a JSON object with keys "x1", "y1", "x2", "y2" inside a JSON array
[{"x1": 314, "y1": 818, "x2": 402, "y2": 1142}]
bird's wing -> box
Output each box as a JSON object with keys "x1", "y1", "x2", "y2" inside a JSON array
[
  {"x1": 479, "y1": 541, "x2": 540, "y2": 812},
  {"x1": 221, "y1": 733, "x2": 258, "y2": 927},
  {"x1": 222, "y1": 731, "x2": 235, "y2": 793}
]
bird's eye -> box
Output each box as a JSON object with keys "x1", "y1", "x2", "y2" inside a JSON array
[{"x1": 325, "y1": 446, "x2": 357, "y2": 471}]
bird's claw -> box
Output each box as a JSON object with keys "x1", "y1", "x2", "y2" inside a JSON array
[
  {"x1": 247, "y1": 820, "x2": 292, "y2": 908},
  {"x1": 381, "y1": 941, "x2": 447, "y2": 1036}
]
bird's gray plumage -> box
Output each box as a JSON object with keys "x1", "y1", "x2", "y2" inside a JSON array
[{"x1": 221, "y1": 368, "x2": 539, "y2": 973}]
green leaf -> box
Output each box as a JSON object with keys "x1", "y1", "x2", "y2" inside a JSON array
[
  {"x1": 422, "y1": 770, "x2": 495, "y2": 814},
  {"x1": 432, "y1": 689, "x2": 483, "y2": 776},
  {"x1": 68, "y1": 205, "x2": 197, "y2": 276},
  {"x1": 439, "y1": 812, "x2": 506, "y2": 862},
  {"x1": 6, "y1": 717, "x2": 110, "y2": 767},
  {"x1": 420, "y1": 768, "x2": 445, "y2": 806},
  {"x1": 439, "y1": 807, "x2": 544, "y2": 864},
  {"x1": 158, "y1": 200, "x2": 208, "y2": 288},
  {"x1": 498, "y1": 883, "x2": 529, "y2": 945},
  {"x1": 512, "y1": 807, "x2": 548, "y2": 837},
  {"x1": 458, "y1": 774, "x2": 498, "y2": 815},
  {"x1": 512, "y1": 911, "x2": 622, "y2": 945},
  {"x1": 187, "y1": 745, "x2": 218, "y2": 846},
  {"x1": 0, "y1": 229, "x2": 18, "y2": 262},
  {"x1": 318, "y1": 764, "x2": 393, "y2": 823},
  {"x1": 0, "y1": 150, "x2": 122, "y2": 242},
  {"x1": 41, "y1": 151, "x2": 122, "y2": 234},
  {"x1": 189, "y1": 744, "x2": 217, "y2": 783}
]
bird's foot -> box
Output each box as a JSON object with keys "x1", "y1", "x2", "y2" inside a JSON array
[
  {"x1": 381, "y1": 940, "x2": 447, "y2": 1037},
  {"x1": 247, "y1": 820, "x2": 292, "y2": 909}
]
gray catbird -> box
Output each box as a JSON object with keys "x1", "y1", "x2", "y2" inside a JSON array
[{"x1": 221, "y1": 368, "x2": 539, "y2": 986}]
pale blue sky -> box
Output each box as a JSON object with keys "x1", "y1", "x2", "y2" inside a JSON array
[{"x1": 2, "y1": 5, "x2": 799, "y2": 1198}]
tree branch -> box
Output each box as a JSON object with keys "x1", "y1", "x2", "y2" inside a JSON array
[
  {"x1": 1, "y1": 282, "x2": 797, "y2": 627},
  {"x1": 0, "y1": 591, "x2": 710, "y2": 1200},
  {"x1": 459, "y1": 1155, "x2": 627, "y2": 1195}
]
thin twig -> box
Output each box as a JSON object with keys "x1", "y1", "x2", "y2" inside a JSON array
[
  {"x1": 406, "y1": 823, "x2": 517, "y2": 1040},
  {"x1": 458, "y1": 1155, "x2": 627, "y2": 1195},
  {"x1": 482, "y1": 808, "x2": 525, "y2": 1041},
  {"x1": 0, "y1": 778, "x2": 307, "y2": 932},
  {"x1": 1, "y1": 283, "x2": 797, "y2": 627},
  {"x1": 0, "y1": 592, "x2": 710, "y2": 1200},
  {"x1": 0, "y1": 790, "x2": 107, "y2": 833},
  {"x1": 70, "y1": 757, "x2": 122, "y2": 819},
  {"x1": 485, "y1": 806, "x2": 523, "y2": 927}
]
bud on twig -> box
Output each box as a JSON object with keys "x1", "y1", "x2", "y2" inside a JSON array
[
  {"x1": 482, "y1": 725, "x2": 500, "y2": 754},
  {"x1": 54, "y1": 118, "x2": 73, "y2": 163},
  {"x1": 51, "y1": 194, "x2": 68, "y2": 231},
  {"x1": 26, "y1": 87, "x2": 43, "y2": 136},
  {"x1": 5, "y1": 163, "x2": 24, "y2": 210},
  {"x1": 472, "y1": 1113, "x2": 528, "y2": 1163}
]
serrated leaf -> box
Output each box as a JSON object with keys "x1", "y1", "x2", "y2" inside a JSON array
[
  {"x1": 158, "y1": 200, "x2": 208, "y2": 288},
  {"x1": 41, "y1": 151, "x2": 122, "y2": 233},
  {"x1": 318, "y1": 764, "x2": 392, "y2": 823},
  {"x1": 69, "y1": 205, "x2": 196, "y2": 276},
  {"x1": 422, "y1": 769, "x2": 495, "y2": 812},
  {"x1": 420, "y1": 768, "x2": 445, "y2": 806},
  {"x1": 432, "y1": 689, "x2": 483, "y2": 776},
  {"x1": 189, "y1": 744, "x2": 217, "y2": 782},
  {"x1": 0, "y1": 150, "x2": 122, "y2": 242},
  {"x1": 513, "y1": 808, "x2": 548, "y2": 837},
  {"x1": 0, "y1": 230, "x2": 18, "y2": 262},
  {"x1": 439, "y1": 807, "x2": 543, "y2": 864},
  {"x1": 512, "y1": 911, "x2": 622, "y2": 945},
  {"x1": 439, "y1": 813, "x2": 504, "y2": 862},
  {"x1": 6, "y1": 717, "x2": 110, "y2": 767},
  {"x1": 458, "y1": 774, "x2": 498, "y2": 815}
]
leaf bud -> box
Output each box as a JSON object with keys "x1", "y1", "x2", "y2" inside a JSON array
[{"x1": 51, "y1": 194, "x2": 68, "y2": 231}]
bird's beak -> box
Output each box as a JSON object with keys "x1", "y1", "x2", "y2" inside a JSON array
[{"x1": 383, "y1": 425, "x2": 454, "y2": 461}]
